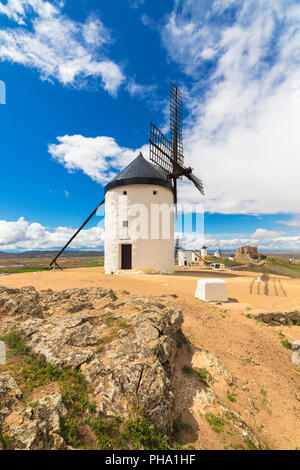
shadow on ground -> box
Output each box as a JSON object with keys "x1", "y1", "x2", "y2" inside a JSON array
[{"x1": 249, "y1": 273, "x2": 287, "y2": 297}]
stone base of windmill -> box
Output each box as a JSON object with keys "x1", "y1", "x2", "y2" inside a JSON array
[{"x1": 195, "y1": 279, "x2": 228, "y2": 302}]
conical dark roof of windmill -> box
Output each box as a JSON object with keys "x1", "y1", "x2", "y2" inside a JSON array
[{"x1": 104, "y1": 152, "x2": 172, "y2": 193}]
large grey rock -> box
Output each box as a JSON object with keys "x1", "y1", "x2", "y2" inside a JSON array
[
  {"x1": 0, "y1": 285, "x2": 118, "y2": 320},
  {"x1": 256, "y1": 311, "x2": 300, "y2": 326},
  {"x1": 0, "y1": 374, "x2": 67, "y2": 450},
  {"x1": 19, "y1": 314, "x2": 101, "y2": 368},
  {"x1": 0, "y1": 374, "x2": 22, "y2": 424},
  {"x1": 2, "y1": 288, "x2": 183, "y2": 435},
  {"x1": 0, "y1": 286, "x2": 43, "y2": 318},
  {"x1": 8, "y1": 394, "x2": 67, "y2": 450},
  {"x1": 81, "y1": 307, "x2": 183, "y2": 433}
]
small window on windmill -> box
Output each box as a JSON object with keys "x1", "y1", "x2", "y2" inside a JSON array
[
  {"x1": 123, "y1": 220, "x2": 128, "y2": 228},
  {"x1": 153, "y1": 190, "x2": 157, "y2": 195},
  {"x1": 123, "y1": 190, "x2": 127, "y2": 195}
]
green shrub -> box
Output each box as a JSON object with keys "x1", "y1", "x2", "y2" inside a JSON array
[
  {"x1": 21, "y1": 355, "x2": 61, "y2": 390},
  {"x1": 197, "y1": 368, "x2": 209, "y2": 385},
  {"x1": 25, "y1": 400, "x2": 46, "y2": 409},
  {"x1": 2, "y1": 330, "x2": 29, "y2": 355},
  {"x1": 281, "y1": 339, "x2": 292, "y2": 350},
  {"x1": 182, "y1": 365, "x2": 210, "y2": 385},
  {"x1": 60, "y1": 416, "x2": 81, "y2": 448},
  {"x1": 90, "y1": 414, "x2": 175, "y2": 450},
  {"x1": 0, "y1": 433, "x2": 12, "y2": 450},
  {"x1": 90, "y1": 416, "x2": 122, "y2": 449},
  {"x1": 121, "y1": 416, "x2": 172, "y2": 450},
  {"x1": 59, "y1": 369, "x2": 95, "y2": 413},
  {"x1": 227, "y1": 393, "x2": 236, "y2": 403},
  {"x1": 182, "y1": 365, "x2": 194, "y2": 375},
  {"x1": 245, "y1": 437, "x2": 256, "y2": 450},
  {"x1": 205, "y1": 413, "x2": 225, "y2": 433},
  {"x1": 173, "y1": 416, "x2": 191, "y2": 433}
]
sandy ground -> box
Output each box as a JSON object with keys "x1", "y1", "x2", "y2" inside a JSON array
[
  {"x1": 1, "y1": 266, "x2": 300, "y2": 449},
  {"x1": 1, "y1": 266, "x2": 300, "y2": 313}
]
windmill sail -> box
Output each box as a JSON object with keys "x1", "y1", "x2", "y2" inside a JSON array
[
  {"x1": 149, "y1": 81, "x2": 204, "y2": 202},
  {"x1": 149, "y1": 123, "x2": 173, "y2": 173},
  {"x1": 170, "y1": 82, "x2": 184, "y2": 168}
]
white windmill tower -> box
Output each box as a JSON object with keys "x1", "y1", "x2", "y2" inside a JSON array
[
  {"x1": 47, "y1": 83, "x2": 204, "y2": 273},
  {"x1": 104, "y1": 152, "x2": 174, "y2": 274}
]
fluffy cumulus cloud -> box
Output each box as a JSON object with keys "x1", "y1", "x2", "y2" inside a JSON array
[
  {"x1": 0, "y1": 217, "x2": 104, "y2": 251},
  {"x1": 176, "y1": 228, "x2": 300, "y2": 252},
  {"x1": 49, "y1": 134, "x2": 148, "y2": 185},
  {"x1": 160, "y1": 0, "x2": 300, "y2": 214},
  {"x1": 0, "y1": 0, "x2": 124, "y2": 94},
  {"x1": 1, "y1": 216, "x2": 300, "y2": 252},
  {"x1": 251, "y1": 228, "x2": 282, "y2": 241},
  {"x1": 0, "y1": 216, "x2": 299, "y2": 252}
]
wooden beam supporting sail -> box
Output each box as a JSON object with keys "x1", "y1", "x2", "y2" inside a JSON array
[{"x1": 48, "y1": 198, "x2": 105, "y2": 270}]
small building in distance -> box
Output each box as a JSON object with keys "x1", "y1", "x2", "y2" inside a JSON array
[
  {"x1": 201, "y1": 245, "x2": 208, "y2": 258},
  {"x1": 192, "y1": 251, "x2": 201, "y2": 262},
  {"x1": 235, "y1": 246, "x2": 259, "y2": 262},
  {"x1": 214, "y1": 249, "x2": 221, "y2": 258},
  {"x1": 178, "y1": 249, "x2": 193, "y2": 266}
]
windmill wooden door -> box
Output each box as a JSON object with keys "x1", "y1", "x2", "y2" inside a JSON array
[{"x1": 121, "y1": 244, "x2": 132, "y2": 270}]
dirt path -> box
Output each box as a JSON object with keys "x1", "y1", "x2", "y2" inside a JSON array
[{"x1": 1, "y1": 267, "x2": 300, "y2": 449}]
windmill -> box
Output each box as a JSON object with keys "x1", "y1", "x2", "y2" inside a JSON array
[
  {"x1": 174, "y1": 237, "x2": 182, "y2": 259},
  {"x1": 48, "y1": 82, "x2": 204, "y2": 271},
  {"x1": 149, "y1": 82, "x2": 204, "y2": 207}
]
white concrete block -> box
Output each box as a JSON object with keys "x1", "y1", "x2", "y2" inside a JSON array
[{"x1": 195, "y1": 279, "x2": 228, "y2": 302}]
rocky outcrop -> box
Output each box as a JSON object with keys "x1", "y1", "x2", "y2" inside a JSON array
[
  {"x1": 82, "y1": 307, "x2": 182, "y2": 432},
  {"x1": 0, "y1": 286, "x2": 118, "y2": 320},
  {"x1": 0, "y1": 374, "x2": 67, "y2": 449},
  {"x1": 8, "y1": 394, "x2": 67, "y2": 450},
  {"x1": 256, "y1": 311, "x2": 300, "y2": 326},
  {"x1": 0, "y1": 378, "x2": 68, "y2": 450},
  {"x1": 0, "y1": 286, "x2": 43, "y2": 318},
  {"x1": 0, "y1": 375, "x2": 22, "y2": 429},
  {"x1": 0, "y1": 287, "x2": 183, "y2": 438},
  {"x1": 19, "y1": 315, "x2": 101, "y2": 368}
]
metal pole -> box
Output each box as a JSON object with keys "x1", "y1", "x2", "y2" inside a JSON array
[{"x1": 48, "y1": 198, "x2": 105, "y2": 268}]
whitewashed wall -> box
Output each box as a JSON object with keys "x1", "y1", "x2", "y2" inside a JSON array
[
  {"x1": 104, "y1": 184, "x2": 174, "y2": 274},
  {"x1": 178, "y1": 250, "x2": 193, "y2": 266}
]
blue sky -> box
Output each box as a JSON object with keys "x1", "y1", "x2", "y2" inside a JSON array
[{"x1": 0, "y1": 0, "x2": 300, "y2": 252}]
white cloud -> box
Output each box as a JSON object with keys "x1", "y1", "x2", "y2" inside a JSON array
[
  {"x1": 176, "y1": 228, "x2": 300, "y2": 252},
  {"x1": 126, "y1": 79, "x2": 156, "y2": 98},
  {"x1": 0, "y1": 0, "x2": 60, "y2": 24},
  {"x1": 129, "y1": 0, "x2": 145, "y2": 9},
  {"x1": 0, "y1": 0, "x2": 124, "y2": 94},
  {"x1": 0, "y1": 217, "x2": 104, "y2": 251},
  {"x1": 160, "y1": 0, "x2": 300, "y2": 214},
  {"x1": 251, "y1": 228, "x2": 282, "y2": 240},
  {"x1": 0, "y1": 216, "x2": 299, "y2": 252},
  {"x1": 277, "y1": 216, "x2": 300, "y2": 229},
  {"x1": 64, "y1": 189, "x2": 69, "y2": 198},
  {"x1": 49, "y1": 134, "x2": 149, "y2": 185}
]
